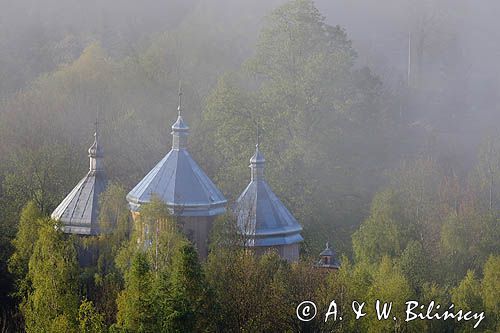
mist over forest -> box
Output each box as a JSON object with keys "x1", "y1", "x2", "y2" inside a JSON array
[
  {"x1": 1, "y1": 0, "x2": 499, "y2": 156},
  {"x1": 1, "y1": 0, "x2": 500, "y2": 332}
]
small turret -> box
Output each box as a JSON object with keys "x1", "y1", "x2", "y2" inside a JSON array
[
  {"x1": 51, "y1": 117, "x2": 107, "y2": 235},
  {"x1": 88, "y1": 118, "x2": 104, "y2": 173},
  {"x1": 316, "y1": 242, "x2": 340, "y2": 269},
  {"x1": 171, "y1": 87, "x2": 189, "y2": 150},
  {"x1": 234, "y1": 134, "x2": 303, "y2": 262},
  {"x1": 250, "y1": 144, "x2": 265, "y2": 181}
]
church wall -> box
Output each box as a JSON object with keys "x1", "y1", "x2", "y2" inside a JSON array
[
  {"x1": 130, "y1": 211, "x2": 213, "y2": 260},
  {"x1": 178, "y1": 216, "x2": 213, "y2": 260}
]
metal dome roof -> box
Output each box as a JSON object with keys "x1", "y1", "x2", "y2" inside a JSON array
[
  {"x1": 234, "y1": 145, "x2": 303, "y2": 247},
  {"x1": 126, "y1": 148, "x2": 227, "y2": 216},
  {"x1": 51, "y1": 129, "x2": 107, "y2": 235},
  {"x1": 127, "y1": 94, "x2": 226, "y2": 216}
]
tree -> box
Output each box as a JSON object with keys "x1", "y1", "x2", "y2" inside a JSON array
[
  {"x1": 115, "y1": 252, "x2": 155, "y2": 332},
  {"x1": 78, "y1": 299, "x2": 105, "y2": 333},
  {"x1": 420, "y1": 283, "x2": 452, "y2": 332},
  {"x1": 364, "y1": 256, "x2": 414, "y2": 333},
  {"x1": 440, "y1": 209, "x2": 500, "y2": 284},
  {"x1": 195, "y1": 0, "x2": 394, "y2": 256},
  {"x1": 482, "y1": 255, "x2": 500, "y2": 330},
  {"x1": 22, "y1": 221, "x2": 80, "y2": 333},
  {"x1": 2, "y1": 144, "x2": 84, "y2": 216},
  {"x1": 162, "y1": 243, "x2": 212, "y2": 333},
  {"x1": 205, "y1": 248, "x2": 268, "y2": 332},
  {"x1": 473, "y1": 133, "x2": 500, "y2": 211},
  {"x1": 91, "y1": 184, "x2": 132, "y2": 324},
  {"x1": 114, "y1": 198, "x2": 191, "y2": 332},
  {"x1": 8, "y1": 201, "x2": 43, "y2": 297},
  {"x1": 209, "y1": 213, "x2": 245, "y2": 251},
  {"x1": 398, "y1": 240, "x2": 431, "y2": 294},
  {"x1": 136, "y1": 197, "x2": 184, "y2": 273},
  {"x1": 352, "y1": 190, "x2": 410, "y2": 264},
  {"x1": 388, "y1": 158, "x2": 442, "y2": 254},
  {"x1": 451, "y1": 270, "x2": 483, "y2": 332}
]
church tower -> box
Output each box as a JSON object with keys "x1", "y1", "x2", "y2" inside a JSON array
[
  {"x1": 126, "y1": 88, "x2": 227, "y2": 259},
  {"x1": 51, "y1": 120, "x2": 107, "y2": 235},
  {"x1": 234, "y1": 142, "x2": 303, "y2": 262}
]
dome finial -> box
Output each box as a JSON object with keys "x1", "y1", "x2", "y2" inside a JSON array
[
  {"x1": 250, "y1": 120, "x2": 265, "y2": 163},
  {"x1": 177, "y1": 80, "x2": 183, "y2": 117},
  {"x1": 250, "y1": 122, "x2": 265, "y2": 180},
  {"x1": 256, "y1": 121, "x2": 260, "y2": 149},
  {"x1": 88, "y1": 110, "x2": 103, "y2": 170},
  {"x1": 94, "y1": 110, "x2": 99, "y2": 140},
  {"x1": 171, "y1": 82, "x2": 189, "y2": 149}
]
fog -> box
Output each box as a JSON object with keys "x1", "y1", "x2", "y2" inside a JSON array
[
  {"x1": 2, "y1": 0, "x2": 498, "y2": 144},
  {"x1": 0, "y1": 0, "x2": 498, "y2": 256},
  {"x1": 316, "y1": 0, "x2": 500, "y2": 147}
]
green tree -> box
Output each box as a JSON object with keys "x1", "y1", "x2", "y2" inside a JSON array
[
  {"x1": 482, "y1": 255, "x2": 500, "y2": 330},
  {"x1": 78, "y1": 299, "x2": 105, "y2": 333},
  {"x1": 114, "y1": 198, "x2": 189, "y2": 332},
  {"x1": 398, "y1": 240, "x2": 430, "y2": 294},
  {"x1": 352, "y1": 190, "x2": 410, "y2": 264},
  {"x1": 365, "y1": 257, "x2": 415, "y2": 333},
  {"x1": 2, "y1": 144, "x2": 84, "y2": 216},
  {"x1": 420, "y1": 283, "x2": 452, "y2": 332},
  {"x1": 451, "y1": 270, "x2": 483, "y2": 332},
  {"x1": 209, "y1": 213, "x2": 246, "y2": 251},
  {"x1": 8, "y1": 201, "x2": 43, "y2": 297},
  {"x1": 115, "y1": 252, "x2": 155, "y2": 332},
  {"x1": 440, "y1": 210, "x2": 499, "y2": 283},
  {"x1": 162, "y1": 243, "x2": 212, "y2": 333},
  {"x1": 22, "y1": 221, "x2": 80, "y2": 333},
  {"x1": 195, "y1": 0, "x2": 394, "y2": 256},
  {"x1": 92, "y1": 183, "x2": 132, "y2": 324},
  {"x1": 389, "y1": 158, "x2": 442, "y2": 253},
  {"x1": 137, "y1": 197, "x2": 184, "y2": 273}
]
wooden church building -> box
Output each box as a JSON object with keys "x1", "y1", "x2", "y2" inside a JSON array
[
  {"x1": 51, "y1": 89, "x2": 307, "y2": 263},
  {"x1": 125, "y1": 91, "x2": 227, "y2": 259}
]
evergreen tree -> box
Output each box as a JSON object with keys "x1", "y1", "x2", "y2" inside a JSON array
[
  {"x1": 22, "y1": 221, "x2": 80, "y2": 333},
  {"x1": 163, "y1": 243, "x2": 211, "y2": 333},
  {"x1": 8, "y1": 201, "x2": 43, "y2": 297},
  {"x1": 78, "y1": 299, "x2": 105, "y2": 333},
  {"x1": 481, "y1": 255, "x2": 500, "y2": 330},
  {"x1": 115, "y1": 252, "x2": 155, "y2": 332},
  {"x1": 451, "y1": 270, "x2": 483, "y2": 332}
]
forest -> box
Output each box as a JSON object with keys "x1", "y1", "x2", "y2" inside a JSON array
[{"x1": 1, "y1": 0, "x2": 500, "y2": 332}]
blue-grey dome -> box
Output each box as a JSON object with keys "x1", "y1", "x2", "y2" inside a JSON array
[
  {"x1": 126, "y1": 148, "x2": 227, "y2": 216},
  {"x1": 234, "y1": 145, "x2": 303, "y2": 247},
  {"x1": 52, "y1": 130, "x2": 107, "y2": 235},
  {"x1": 127, "y1": 105, "x2": 226, "y2": 216}
]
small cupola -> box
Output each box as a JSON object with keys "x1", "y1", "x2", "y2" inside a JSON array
[
  {"x1": 88, "y1": 119, "x2": 104, "y2": 173},
  {"x1": 316, "y1": 242, "x2": 340, "y2": 269},
  {"x1": 234, "y1": 131, "x2": 303, "y2": 262},
  {"x1": 171, "y1": 87, "x2": 189, "y2": 150}
]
